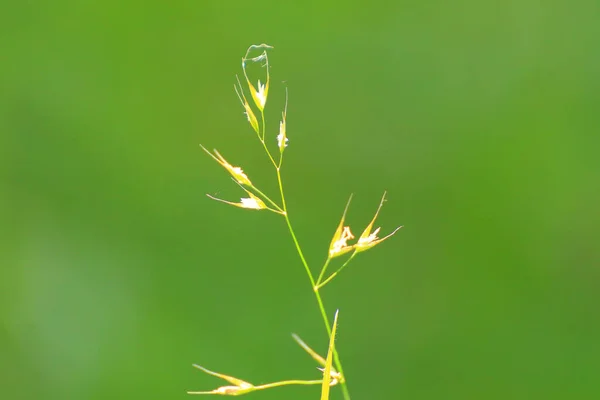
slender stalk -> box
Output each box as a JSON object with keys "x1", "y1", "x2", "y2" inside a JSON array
[
  {"x1": 253, "y1": 379, "x2": 323, "y2": 390},
  {"x1": 247, "y1": 184, "x2": 284, "y2": 213},
  {"x1": 276, "y1": 168, "x2": 351, "y2": 400},
  {"x1": 315, "y1": 272, "x2": 337, "y2": 291},
  {"x1": 259, "y1": 111, "x2": 278, "y2": 169},
  {"x1": 316, "y1": 258, "x2": 332, "y2": 287},
  {"x1": 316, "y1": 254, "x2": 356, "y2": 290}
]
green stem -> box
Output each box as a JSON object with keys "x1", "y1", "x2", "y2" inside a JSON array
[
  {"x1": 277, "y1": 169, "x2": 351, "y2": 400},
  {"x1": 247, "y1": 184, "x2": 284, "y2": 213},
  {"x1": 259, "y1": 111, "x2": 278, "y2": 169},
  {"x1": 254, "y1": 379, "x2": 323, "y2": 390},
  {"x1": 315, "y1": 272, "x2": 336, "y2": 291},
  {"x1": 316, "y1": 258, "x2": 332, "y2": 287}
]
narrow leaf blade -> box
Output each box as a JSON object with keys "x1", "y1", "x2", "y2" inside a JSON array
[{"x1": 320, "y1": 310, "x2": 339, "y2": 400}]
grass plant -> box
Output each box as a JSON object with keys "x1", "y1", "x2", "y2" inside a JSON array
[{"x1": 188, "y1": 44, "x2": 402, "y2": 400}]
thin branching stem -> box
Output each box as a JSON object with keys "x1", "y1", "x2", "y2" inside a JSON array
[
  {"x1": 316, "y1": 254, "x2": 356, "y2": 290},
  {"x1": 244, "y1": 184, "x2": 283, "y2": 213},
  {"x1": 201, "y1": 45, "x2": 357, "y2": 400},
  {"x1": 276, "y1": 168, "x2": 351, "y2": 400},
  {"x1": 259, "y1": 111, "x2": 278, "y2": 169}
]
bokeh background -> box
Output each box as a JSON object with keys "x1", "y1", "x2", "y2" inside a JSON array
[{"x1": 2, "y1": 1, "x2": 599, "y2": 399}]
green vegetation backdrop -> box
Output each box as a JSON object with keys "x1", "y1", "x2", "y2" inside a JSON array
[{"x1": 2, "y1": 1, "x2": 599, "y2": 399}]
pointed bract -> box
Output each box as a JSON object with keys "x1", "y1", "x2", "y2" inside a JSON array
[
  {"x1": 329, "y1": 226, "x2": 355, "y2": 258},
  {"x1": 246, "y1": 78, "x2": 269, "y2": 111},
  {"x1": 234, "y1": 77, "x2": 260, "y2": 134},
  {"x1": 240, "y1": 193, "x2": 267, "y2": 209},
  {"x1": 206, "y1": 192, "x2": 267, "y2": 211},
  {"x1": 277, "y1": 90, "x2": 289, "y2": 154},
  {"x1": 320, "y1": 310, "x2": 339, "y2": 400},
  {"x1": 242, "y1": 45, "x2": 271, "y2": 112},
  {"x1": 328, "y1": 195, "x2": 354, "y2": 258},
  {"x1": 291, "y1": 334, "x2": 331, "y2": 372},
  {"x1": 242, "y1": 46, "x2": 272, "y2": 112},
  {"x1": 354, "y1": 191, "x2": 402, "y2": 253}
]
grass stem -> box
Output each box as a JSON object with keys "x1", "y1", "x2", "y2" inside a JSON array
[{"x1": 277, "y1": 168, "x2": 351, "y2": 400}]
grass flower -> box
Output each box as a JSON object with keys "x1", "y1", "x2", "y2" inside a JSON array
[
  {"x1": 328, "y1": 195, "x2": 354, "y2": 258},
  {"x1": 206, "y1": 191, "x2": 267, "y2": 211},
  {"x1": 254, "y1": 80, "x2": 267, "y2": 109},
  {"x1": 277, "y1": 116, "x2": 288, "y2": 152},
  {"x1": 200, "y1": 145, "x2": 252, "y2": 186},
  {"x1": 276, "y1": 88, "x2": 289, "y2": 157},
  {"x1": 188, "y1": 363, "x2": 327, "y2": 396}
]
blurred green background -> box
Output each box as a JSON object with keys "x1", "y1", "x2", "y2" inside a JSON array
[{"x1": 2, "y1": 1, "x2": 599, "y2": 399}]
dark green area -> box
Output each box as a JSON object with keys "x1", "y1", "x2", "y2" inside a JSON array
[{"x1": 2, "y1": 1, "x2": 599, "y2": 399}]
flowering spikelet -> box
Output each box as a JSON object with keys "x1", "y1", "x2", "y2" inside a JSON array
[
  {"x1": 234, "y1": 76, "x2": 260, "y2": 133},
  {"x1": 200, "y1": 145, "x2": 252, "y2": 186},
  {"x1": 277, "y1": 114, "x2": 288, "y2": 153},
  {"x1": 328, "y1": 195, "x2": 354, "y2": 258},
  {"x1": 206, "y1": 191, "x2": 267, "y2": 211},
  {"x1": 277, "y1": 88, "x2": 289, "y2": 154},
  {"x1": 187, "y1": 364, "x2": 255, "y2": 396},
  {"x1": 242, "y1": 44, "x2": 272, "y2": 112}
]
